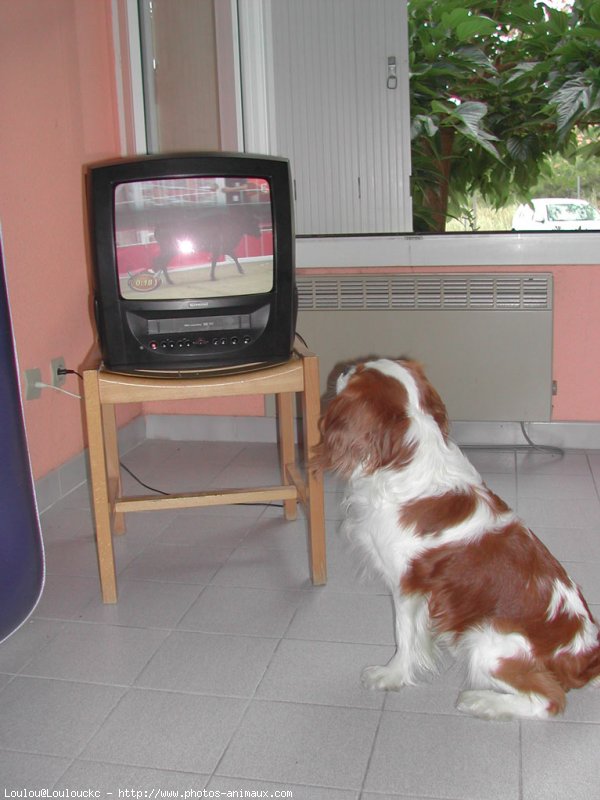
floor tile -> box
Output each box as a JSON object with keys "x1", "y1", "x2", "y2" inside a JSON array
[
  {"x1": 79, "y1": 579, "x2": 202, "y2": 628},
  {"x1": 55, "y1": 760, "x2": 210, "y2": 791},
  {"x1": 521, "y1": 720, "x2": 600, "y2": 800},
  {"x1": 364, "y1": 711, "x2": 520, "y2": 799},
  {"x1": 216, "y1": 700, "x2": 380, "y2": 790},
  {"x1": 0, "y1": 677, "x2": 123, "y2": 757},
  {"x1": 22, "y1": 622, "x2": 168, "y2": 685},
  {"x1": 207, "y1": 776, "x2": 357, "y2": 799},
  {"x1": 0, "y1": 751, "x2": 71, "y2": 789},
  {"x1": 157, "y1": 511, "x2": 255, "y2": 548},
  {"x1": 119, "y1": 542, "x2": 232, "y2": 584},
  {"x1": 563, "y1": 560, "x2": 600, "y2": 604},
  {"x1": 517, "y1": 497, "x2": 600, "y2": 529},
  {"x1": 211, "y1": 543, "x2": 315, "y2": 590},
  {"x1": 286, "y1": 590, "x2": 395, "y2": 645},
  {"x1": 135, "y1": 630, "x2": 277, "y2": 697},
  {"x1": 33, "y1": 575, "x2": 102, "y2": 621},
  {"x1": 82, "y1": 688, "x2": 246, "y2": 774},
  {"x1": 0, "y1": 619, "x2": 64, "y2": 674},
  {"x1": 178, "y1": 585, "x2": 304, "y2": 637},
  {"x1": 256, "y1": 639, "x2": 392, "y2": 708},
  {"x1": 23, "y1": 438, "x2": 600, "y2": 796},
  {"x1": 533, "y1": 527, "x2": 600, "y2": 562},
  {"x1": 518, "y1": 473, "x2": 599, "y2": 499},
  {"x1": 517, "y1": 450, "x2": 591, "y2": 475}
]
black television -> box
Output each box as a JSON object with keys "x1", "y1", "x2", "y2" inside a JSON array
[{"x1": 86, "y1": 152, "x2": 297, "y2": 375}]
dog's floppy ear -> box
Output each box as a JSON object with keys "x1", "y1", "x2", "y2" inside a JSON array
[{"x1": 314, "y1": 367, "x2": 416, "y2": 476}]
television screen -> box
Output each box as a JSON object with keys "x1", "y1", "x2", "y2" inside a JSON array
[{"x1": 114, "y1": 176, "x2": 274, "y2": 301}]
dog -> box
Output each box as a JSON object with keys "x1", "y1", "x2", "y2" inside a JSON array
[
  {"x1": 152, "y1": 205, "x2": 261, "y2": 283},
  {"x1": 315, "y1": 357, "x2": 600, "y2": 720}
]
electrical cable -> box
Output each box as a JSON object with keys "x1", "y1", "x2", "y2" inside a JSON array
[
  {"x1": 34, "y1": 382, "x2": 82, "y2": 400},
  {"x1": 460, "y1": 421, "x2": 564, "y2": 457}
]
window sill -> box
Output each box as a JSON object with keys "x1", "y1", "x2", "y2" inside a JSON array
[{"x1": 296, "y1": 232, "x2": 600, "y2": 268}]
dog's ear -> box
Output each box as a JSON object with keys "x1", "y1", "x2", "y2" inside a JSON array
[{"x1": 313, "y1": 368, "x2": 415, "y2": 476}]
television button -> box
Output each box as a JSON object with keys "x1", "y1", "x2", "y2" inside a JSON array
[
  {"x1": 149, "y1": 341, "x2": 159, "y2": 350},
  {"x1": 230, "y1": 336, "x2": 239, "y2": 345},
  {"x1": 243, "y1": 336, "x2": 252, "y2": 344}
]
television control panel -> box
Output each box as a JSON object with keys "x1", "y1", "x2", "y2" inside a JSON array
[{"x1": 125, "y1": 309, "x2": 267, "y2": 361}]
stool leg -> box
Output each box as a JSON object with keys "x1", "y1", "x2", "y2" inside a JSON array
[
  {"x1": 300, "y1": 353, "x2": 327, "y2": 585},
  {"x1": 102, "y1": 402, "x2": 125, "y2": 534},
  {"x1": 276, "y1": 391, "x2": 298, "y2": 520},
  {"x1": 83, "y1": 371, "x2": 118, "y2": 603}
]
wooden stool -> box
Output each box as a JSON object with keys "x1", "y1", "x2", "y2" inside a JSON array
[{"x1": 83, "y1": 341, "x2": 326, "y2": 603}]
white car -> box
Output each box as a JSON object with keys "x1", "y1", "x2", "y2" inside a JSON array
[{"x1": 512, "y1": 197, "x2": 600, "y2": 231}]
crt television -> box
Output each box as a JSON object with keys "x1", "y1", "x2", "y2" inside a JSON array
[{"x1": 86, "y1": 152, "x2": 297, "y2": 375}]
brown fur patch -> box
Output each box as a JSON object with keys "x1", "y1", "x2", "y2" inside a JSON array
[
  {"x1": 493, "y1": 656, "x2": 566, "y2": 715},
  {"x1": 400, "y1": 490, "x2": 478, "y2": 537}
]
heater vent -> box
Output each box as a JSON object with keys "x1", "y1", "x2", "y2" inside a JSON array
[{"x1": 297, "y1": 273, "x2": 552, "y2": 312}]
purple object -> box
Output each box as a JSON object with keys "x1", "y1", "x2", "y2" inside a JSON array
[{"x1": 0, "y1": 234, "x2": 44, "y2": 642}]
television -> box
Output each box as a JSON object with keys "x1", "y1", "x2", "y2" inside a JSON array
[{"x1": 86, "y1": 152, "x2": 297, "y2": 375}]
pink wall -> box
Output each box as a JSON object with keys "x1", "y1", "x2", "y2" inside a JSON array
[
  {"x1": 297, "y1": 264, "x2": 600, "y2": 422},
  {"x1": 0, "y1": 0, "x2": 140, "y2": 479}
]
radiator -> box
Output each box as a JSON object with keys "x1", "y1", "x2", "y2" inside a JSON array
[{"x1": 296, "y1": 273, "x2": 553, "y2": 422}]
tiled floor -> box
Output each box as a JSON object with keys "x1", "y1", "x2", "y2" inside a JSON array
[{"x1": 2, "y1": 440, "x2": 600, "y2": 799}]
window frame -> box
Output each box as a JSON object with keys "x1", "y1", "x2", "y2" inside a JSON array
[{"x1": 120, "y1": 0, "x2": 600, "y2": 269}]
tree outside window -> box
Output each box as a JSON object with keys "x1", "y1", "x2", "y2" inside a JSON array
[{"x1": 409, "y1": 0, "x2": 600, "y2": 232}]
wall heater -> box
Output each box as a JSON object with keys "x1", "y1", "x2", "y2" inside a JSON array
[{"x1": 296, "y1": 273, "x2": 553, "y2": 422}]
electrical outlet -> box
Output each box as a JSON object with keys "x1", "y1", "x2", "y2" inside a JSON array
[
  {"x1": 50, "y1": 356, "x2": 66, "y2": 387},
  {"x1": 24, "y1": 367, "x2": 42, "y2": 400}
]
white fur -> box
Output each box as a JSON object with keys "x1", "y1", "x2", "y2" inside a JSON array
[{"x1": 332, "y1": 359, "x2": 600, "y2": 721}]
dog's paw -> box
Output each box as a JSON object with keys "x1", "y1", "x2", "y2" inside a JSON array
[{"x1": 361, "y1": 664, "x2": 407, "y2": 692}]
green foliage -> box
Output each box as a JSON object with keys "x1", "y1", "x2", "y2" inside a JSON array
[{"x1": 409, "y1": 0, "x2": 600, "y2": 231}]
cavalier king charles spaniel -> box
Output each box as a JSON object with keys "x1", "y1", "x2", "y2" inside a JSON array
[{"x1": 316, "y1": 357, "x2": 600, "y2": 720}]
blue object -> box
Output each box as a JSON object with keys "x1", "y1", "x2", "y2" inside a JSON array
[{"x1": 0, "y1": 231, "x2": 44, "y2": 642}]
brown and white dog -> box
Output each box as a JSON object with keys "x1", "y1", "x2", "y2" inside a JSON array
[{"x1": 315, "y1": 357, "x2": 600, "y2": 720}]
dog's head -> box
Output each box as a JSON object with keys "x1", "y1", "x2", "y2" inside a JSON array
[{"x1": 315, "y1": 358, "x2": 449, "y2": 477}]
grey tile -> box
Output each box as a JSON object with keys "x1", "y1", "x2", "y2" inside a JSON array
[
  {"x1": 517, "y1": 497, "x2": 600, "y2": 529},
  {"x1": 286, "y1": 590, "x2": 395, "y2": 645},
  {"x1": 364, "y1": 711, "x2": 520, "y2": 799},
  {"x1": 34, "y1": 575, "x2": 101, "y2": 621},
  {"x1": 207, "y1": 776, "x2": 357, "y2": 800},
  {"x1": 82, "y1": 688, "x2": 246, "y2": 774},
  {"x1": 0, "y1": 677, "x2": 123, "y2": 757},
  {"x1": 462, "y1": 448, "x2": 516, "y2": 474},
  {"x1": 55, "y1": 760, "x2": 210, "y2": 791},
  {"x1": 120, "y1": 542, "x2": 232, "y2": 584},
  {"x1": 240, "y1": 516, "x2": 311, "y2": 552},
  {"x1": 517, "y1": 450, "x2": 591, "y2": 476},
  {"x1": 563, "y1": 560, "x2": 600, "y2": 604},
  {"x1": 22, "y1": 622, "x2": 168, "y2": 685},
  {"x1": 522, "y1": 720, "x2": 600, "y2": 800},
  {"x1": 0, "y1": 751, "x2": 70, "y2": 788},
  {"x1": 157, "y1": 512, "x2": 255, "y2": 548},
  {"x1": 41, "y1": 506, "x2": 95, "y2": 542},
  {"x1": 211, "y1": 543, "x2": 314, "y2": 590},
  {"x1": 534, "y1": 527, "x2": 600, "y2": 563},
  {"x1": 178, "y1": 585, "x2": 304, "y2": 637},
  {"x1": 256, "y1": 639, "x2": 392, "y2": 708},
  {"x1": 216, "y1": 700, "x2": 380, "y2": 789},
  {"x1": 135, "y1": 630, "x2": 277, "y2": 697},
  {"x1": 0, "y1": 619, "x2": 64, "y2": 674},
  {"x1": 518, "y1": 473, "x2": 599, "y2": 499},
  {"x1": 80, "y1": 579, "x2": 202, "y2": 628},
  {"x1": 383, "y1": 659, "x2": 466, "y2": 716}
]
